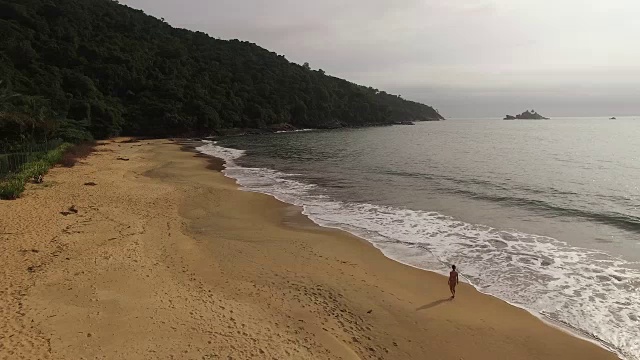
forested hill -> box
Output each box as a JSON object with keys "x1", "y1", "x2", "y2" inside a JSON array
[{"x1": 0, "y1": 0, "x2": 443, "y2": 143}]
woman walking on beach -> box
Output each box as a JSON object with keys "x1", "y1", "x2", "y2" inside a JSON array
[{"x1": 448, "y1": 265, "x2": 459, "y2": 298}]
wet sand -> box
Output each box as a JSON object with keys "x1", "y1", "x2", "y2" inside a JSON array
[{"x1": 0, "y1": 139, "x2": 619, "y2": 359}]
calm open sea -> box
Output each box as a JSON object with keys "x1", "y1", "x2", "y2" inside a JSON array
[{"x1": 198, "y1": 117, "x2": 640, "y2": 359}]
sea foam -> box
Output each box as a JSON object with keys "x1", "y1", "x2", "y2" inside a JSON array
[{"x1": 197, "y1": 141, "x2": 640, "y2": 360}]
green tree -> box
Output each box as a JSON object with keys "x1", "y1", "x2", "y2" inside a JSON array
[{"x1": 0, "y1": 0, "x2": 443, "y2": 141}]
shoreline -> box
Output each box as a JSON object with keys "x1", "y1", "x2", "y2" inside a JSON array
[
  {"x1": 0, "y1": 139, "x2": 620, "y2": 359},
  {"x1": 190, "y1": 140, "x2": 623, "y2": 359},
  {"x1": 189, "y1": 138, "x2": 623, "y2": 359}
]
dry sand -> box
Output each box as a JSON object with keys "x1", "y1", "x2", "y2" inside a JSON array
[{"x1": 0, "y1": 139, "x2": 619, "y2": 360}]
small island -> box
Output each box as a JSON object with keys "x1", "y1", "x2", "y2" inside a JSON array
[{"x1": 504, "y1": 110, "x2": 549, "y2": 120}]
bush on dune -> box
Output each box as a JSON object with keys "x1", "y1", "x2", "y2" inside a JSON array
[
  {"x1": 0, "y1": 176, "x2": 25, "y2": 200},
  {"x1": 0, "y1": 142, "x2": 79, "y2": 199}
]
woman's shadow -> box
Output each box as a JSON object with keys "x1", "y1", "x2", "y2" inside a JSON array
[{"x1": 416, "y1": 298, "x2": 452, "y2": 311}]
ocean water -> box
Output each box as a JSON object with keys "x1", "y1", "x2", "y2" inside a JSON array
[{"x1": 197, "y1": 117, "x2": 640, "y2": 359}]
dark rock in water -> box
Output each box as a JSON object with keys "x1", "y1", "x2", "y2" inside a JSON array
[
  {"x1": 269, "y1": 123, "x2": 297, "y2": 132},
  {"x1": 504, "y1": 110, "x2": 549, "y2": 120},
  {"x1": 610, "y1": 117, "x2": 616, "y2": 120},
  {"x1": 394, "y1": 121, "x2": 415, "y2": 125},
  {"x1": 214, "y1": 125, "x2": 300, "y2": 136}
]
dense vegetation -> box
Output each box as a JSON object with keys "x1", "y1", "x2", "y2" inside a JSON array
[
  {"x1": 0, "y1": 142, "x2": 71, "y2": 199},
  {"x1": 0, "y1": 0, "x2": 443, "y2": 146}
]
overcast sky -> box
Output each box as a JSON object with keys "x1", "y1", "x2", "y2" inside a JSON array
[{"x1": 120, "y1": 0, "x2": 640, "y2": 118}]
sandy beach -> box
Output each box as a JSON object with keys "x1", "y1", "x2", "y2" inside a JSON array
[{"x1": 0, "y1": 139, "x2": 619, "y2": 360}]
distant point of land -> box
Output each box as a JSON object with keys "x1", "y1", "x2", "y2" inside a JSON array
[{"x1": 0, "y1": 0, "x2": 444, "y2": 145}]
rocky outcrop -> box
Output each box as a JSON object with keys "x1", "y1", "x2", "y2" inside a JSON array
[
  {"x1": 268, "y1": 123, "x2": 297, "y2": 132},
  {"x1": 504, "y1": 110, "x2": 549, "y2": 120}
]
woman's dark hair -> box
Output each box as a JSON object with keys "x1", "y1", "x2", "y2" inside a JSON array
[{"x1": 452, "y1": 265, "x2": 456, "y2": 270}]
